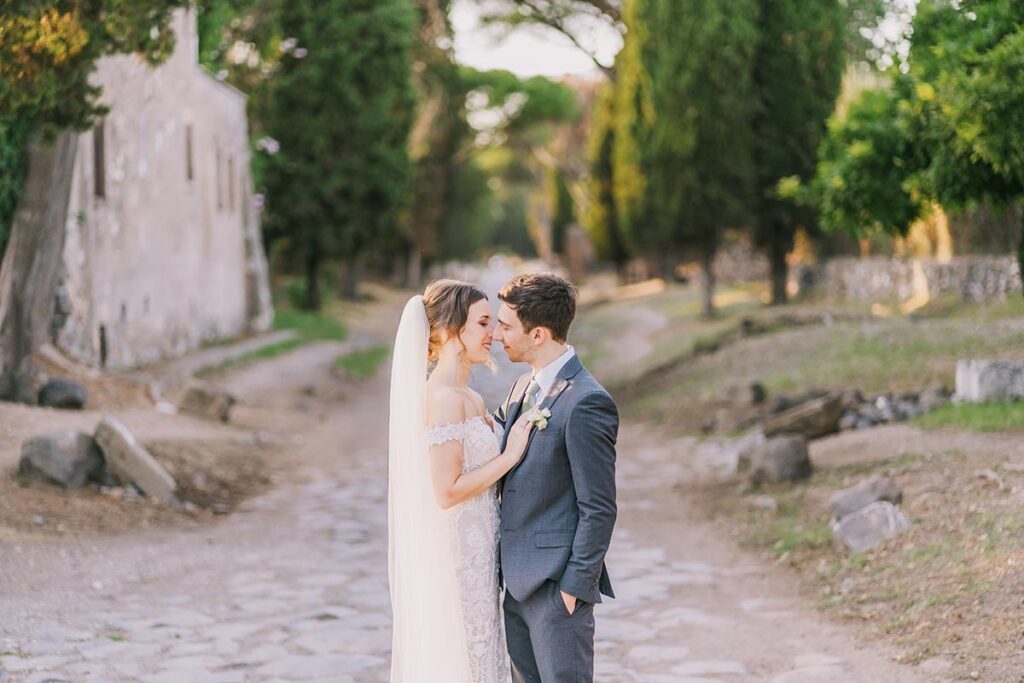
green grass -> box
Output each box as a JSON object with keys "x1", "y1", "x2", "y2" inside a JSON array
[
  {"x1": 914, "y1": 401, "x2": 1024, "y2": 432},
  {"x1": 334, "y1": 344, "x2": 391, "y2": 379},
  {"x1": 273, "y1": 308, "x2": 347, "y2": 342},
  {"x1": 198, "y1": 307, "x2": 348, "y2": 377}
]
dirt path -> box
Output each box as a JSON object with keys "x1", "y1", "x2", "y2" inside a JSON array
[{"x1": 0, "y1": 300, "x2": 933, "y2": 682}]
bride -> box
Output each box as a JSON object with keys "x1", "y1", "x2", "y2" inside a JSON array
[{"x1": 388, "y1": 279, "x2": 533, "y2": 682}]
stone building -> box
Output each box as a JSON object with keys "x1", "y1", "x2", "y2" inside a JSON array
[{"x1": 51, "y1": 7, "x2": 272, "y2": 369}]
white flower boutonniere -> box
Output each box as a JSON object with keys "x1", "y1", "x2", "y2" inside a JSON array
[{"x1": 526, "y1": 407, "x2": 552, "y2": 430}]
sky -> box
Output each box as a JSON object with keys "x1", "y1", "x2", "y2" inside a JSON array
[
  {"x1": 450, "y1": 0, "x2": 918, "y2": 79},
  {"x1": 450, "y1": 0, "x2": 622, "y2": 79}
]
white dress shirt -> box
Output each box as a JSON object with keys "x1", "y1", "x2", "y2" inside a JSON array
[{"x1": 531, "y1": 345, "x2": 576, "y2": 399}]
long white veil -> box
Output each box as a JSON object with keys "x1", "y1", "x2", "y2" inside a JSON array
[{"x1": 388, "y1": 296, "x2": 472, "y2": 681}]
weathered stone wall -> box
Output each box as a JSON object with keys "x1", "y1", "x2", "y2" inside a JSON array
[
  {"x1": 712, "y1": 240, "x2": 770, "y2": 284},
  {"x1": 794, "y1": 256, "x2": 1022, "y2": 302},
  {"x1": 56, "y1": 8, "x2": 272, "y2": 369}
]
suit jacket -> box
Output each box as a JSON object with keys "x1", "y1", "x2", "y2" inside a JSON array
[{"x1": 493, "y1": 354, "x2": 618, "y2": 604}]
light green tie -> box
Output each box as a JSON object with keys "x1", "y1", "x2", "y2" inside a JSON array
[{"x1": 523, "y1": 379, "x2": 541, "y2": 413}]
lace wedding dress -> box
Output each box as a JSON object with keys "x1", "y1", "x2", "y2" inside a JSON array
[{"x1": 425, "y1": 416, "x2": 510, "y2": 683}]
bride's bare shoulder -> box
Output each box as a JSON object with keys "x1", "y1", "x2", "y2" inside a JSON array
[{"x1": 426, "y1": 385, "x2": 468, "y2": 425}]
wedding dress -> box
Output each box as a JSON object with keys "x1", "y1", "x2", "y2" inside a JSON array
[
  {"x1": 389, "y1": 296, "x2": 510, "y2": 682},
  {"x1": 426, "y1": 416, "x2": 509, "y2": 682}
]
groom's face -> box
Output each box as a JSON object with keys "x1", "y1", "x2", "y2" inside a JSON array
[{"x1": 494, "y1": 302, "x2": 535, "y2": 364}]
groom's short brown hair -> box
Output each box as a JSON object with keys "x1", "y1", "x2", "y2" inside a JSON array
[{"x1": 499, "y1": 273, "x2": 577, "y2": 342}]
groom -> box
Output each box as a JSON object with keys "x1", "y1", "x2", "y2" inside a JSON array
[{"x1": 492, "y1": 273, "x2": 618, "y2": 682}]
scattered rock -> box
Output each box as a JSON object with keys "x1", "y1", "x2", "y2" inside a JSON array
[
  {"x1": 19, "y1": 431, "x2": 104, "y2": 489},
  {"x1": 37, "y1": 378, "x2": 88, "y2": 410},
  {"x1": 829, "y1": 476, "x2": 903, "y2": 520},
  {"x1": 711, "y1": 405, "x2": 760, "y2": 433},
  {"x1": 838, "y1": 389, "x2": 864, "y2": 411},
  {"x1": 734, "y1": 432, "x2": 766, "y2": 472},
  {"x1": 762, "y1": 394, "x2": 843, "y2": 440},
  {"x1": 94, "y1": 416, "x2": 177, "y2": 501},
  {"x1": 834, "y1": 387, "x2": 949, "y2": 431},
  {"x1": 764, "y1": 389, "x2": 830, "y2": 417},
  {"x1": 178, "y1": 381, "x2": 236, "y2": 422},
  {"x1": 831, "y1": 501, "x2": 910, "y2": 552},
  {"x1": 724, "y1": 382, "x2": 767, "y2": 407},
  {"x1": 918, "y1": 385, "x2": 951, "y2": 411},
  {"x1": 975, "y1": 468, "x2": 1005, "y2": 491},
  {"x1": 955, "y1": 359, "x2": 1024, "y2": 402},
  {"x1": 750, "y1": 436, "x2": 812, "y2": 485}
]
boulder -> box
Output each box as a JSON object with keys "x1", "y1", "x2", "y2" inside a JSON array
[
  {"x1": 955, "y1": 360, "x2": 1024, "y2": 402},
  {"x1": 37, "y1": 377, "x2": 88, "y2": 409},
  {"x1": 762, "y1": 394, "x2": 843, "y2": 440},
  {"x1": 19, "y1": 431, "x2": 103, "y2": 488},
  {"x1": 831, "y1": 501, "x2": 910, "y2": 552},
  {"x1": 94, "y1": 416, "x2": 176, "y2": 500},
  {"x1": 750, "y1": 435, "x2": 812, "y2": 485},
  {"x1": 179, "y1": 381, "x2": 236, "y2": 422},
  {"x1": 829, "y1": 476, "x2": 903, "y2": 520},
  {"x1": 694, "y1": 432, "x2": 765, "y2": 477}
]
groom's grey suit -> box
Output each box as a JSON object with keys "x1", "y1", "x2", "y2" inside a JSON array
[{"x1": 494, "y1": 354, "x2": 618, "y2": 682}]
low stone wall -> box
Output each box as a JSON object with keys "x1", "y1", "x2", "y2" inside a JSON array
[{"x1": 795, "y1": 256, "x2": 1022, "y2": 302}]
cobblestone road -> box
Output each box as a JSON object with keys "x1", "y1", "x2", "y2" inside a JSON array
[{"x1": 0, "y1": 301, "x2": 928, "y2": 682}]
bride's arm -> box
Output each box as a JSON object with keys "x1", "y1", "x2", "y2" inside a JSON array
[{"x1": 428, "y1": 393, "x2": 532, "y2": 510}]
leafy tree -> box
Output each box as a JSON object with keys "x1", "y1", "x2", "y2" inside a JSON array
[
  {"x1": 261, "y1": 0, "x2": 416, "y2": 307},
  {"x1": 799, "y1": 0, "x2": 1024, "y2": 283},
  {"x1": 0, "y1": 0, "x2": 188, "y2": 255},
  {"x1": 752, "y1": 0, "x2": 845, "y2": 304},
  {"x1": 920, "y1": 0, "x2": 1024, "y2": 278},
  {"x1": 401, "y1": 0, "x2": 466, "y2": 284},
  {"x1": 614, "y1": 0, "x2": 758, "y2": 316},
  {"x1": 582, "y1": 82, "x2": 630, "y2": 273},
  {"x1": 793, "y1": 85, "x2": 928, "y2": 237},
  {"x1": 549, "y1": 167, "x2": 575, "y2": 255},
  {"x1": 0, "y1": 1, "x2": 190, "y2": 398}
]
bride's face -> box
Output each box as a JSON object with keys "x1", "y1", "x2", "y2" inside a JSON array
[{"x1": 454, "y1": 298, "x2": 494, "y2": 365}]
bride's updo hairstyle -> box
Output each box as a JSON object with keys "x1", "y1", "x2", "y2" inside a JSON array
[{"x1": 423, "y1": 279, "x2": 488, "y2": 363}]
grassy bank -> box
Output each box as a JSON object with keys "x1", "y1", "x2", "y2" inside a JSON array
[{"x1": 699, "y1": 448, "x2": 1024, "y2": 676}]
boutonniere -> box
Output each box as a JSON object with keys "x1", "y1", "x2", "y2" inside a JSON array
[{"x1": 526, "y1": 408, "x2": 551, "y2": 430}]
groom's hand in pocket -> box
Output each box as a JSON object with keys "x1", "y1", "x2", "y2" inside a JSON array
[{"x1": 560, "y1": 590, "x2": 577, "y2": 615}]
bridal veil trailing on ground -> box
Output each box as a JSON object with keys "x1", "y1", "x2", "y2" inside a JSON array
[{"x1": 387, "y1": 295, "x2": 473, "y2": 681}]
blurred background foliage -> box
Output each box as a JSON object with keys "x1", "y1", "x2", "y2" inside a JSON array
[{"x1": 3, "y1": 0, "x2": 1024, "y2": 310}]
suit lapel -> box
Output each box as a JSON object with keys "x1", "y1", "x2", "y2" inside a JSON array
[
  {"x1": 501, "y1": 375, "x2": 530, "y2": 450},
  {"x1": 508, "y1": 354, "x2": 584, "y2": 474}
]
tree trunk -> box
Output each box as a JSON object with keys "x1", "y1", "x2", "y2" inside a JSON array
[
  {"x1": 700, "y1": 249, "x2": 716, "y2": 318},
  {"x1": 1018, "y1": 209, "x2": 1024, "y2": 299},
  {"x1": 391, "y1": 251, "x2": 406, "y2": 287},
  {"x1": 406, "y1": 247, "x2": 422, "y2": 289},
  {"x1": 0, "y1": 132, "x2": 78, "y2": 399},
  {"x1": 304, "y1": 246, "x2": 321, "y2": 311},
  {"x1": 341, "y1": 254, "x2": 360, "y2": 300},
  {"x1": 769, "y1": 235, "x2": 789, "y2": 305}
]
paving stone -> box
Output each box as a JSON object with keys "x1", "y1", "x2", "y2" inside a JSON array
[
  {"x1": 628, "y1": 644, "x2": 690, "y2": 662},
  {"x1": 672, "y1": 660, "x2": 748, "y2": 676},
  {"x1": 771, "y1": 665, "x2": 846, "y2": 682}
]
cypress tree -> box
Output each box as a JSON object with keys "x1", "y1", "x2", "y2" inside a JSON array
[{"x1": 262, "y1": 0, "x2": 416, "y2": 306}]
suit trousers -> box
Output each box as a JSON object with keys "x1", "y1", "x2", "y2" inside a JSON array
[{"x1": 503, "y1": 580, "x2": 595, "y2": 682}]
